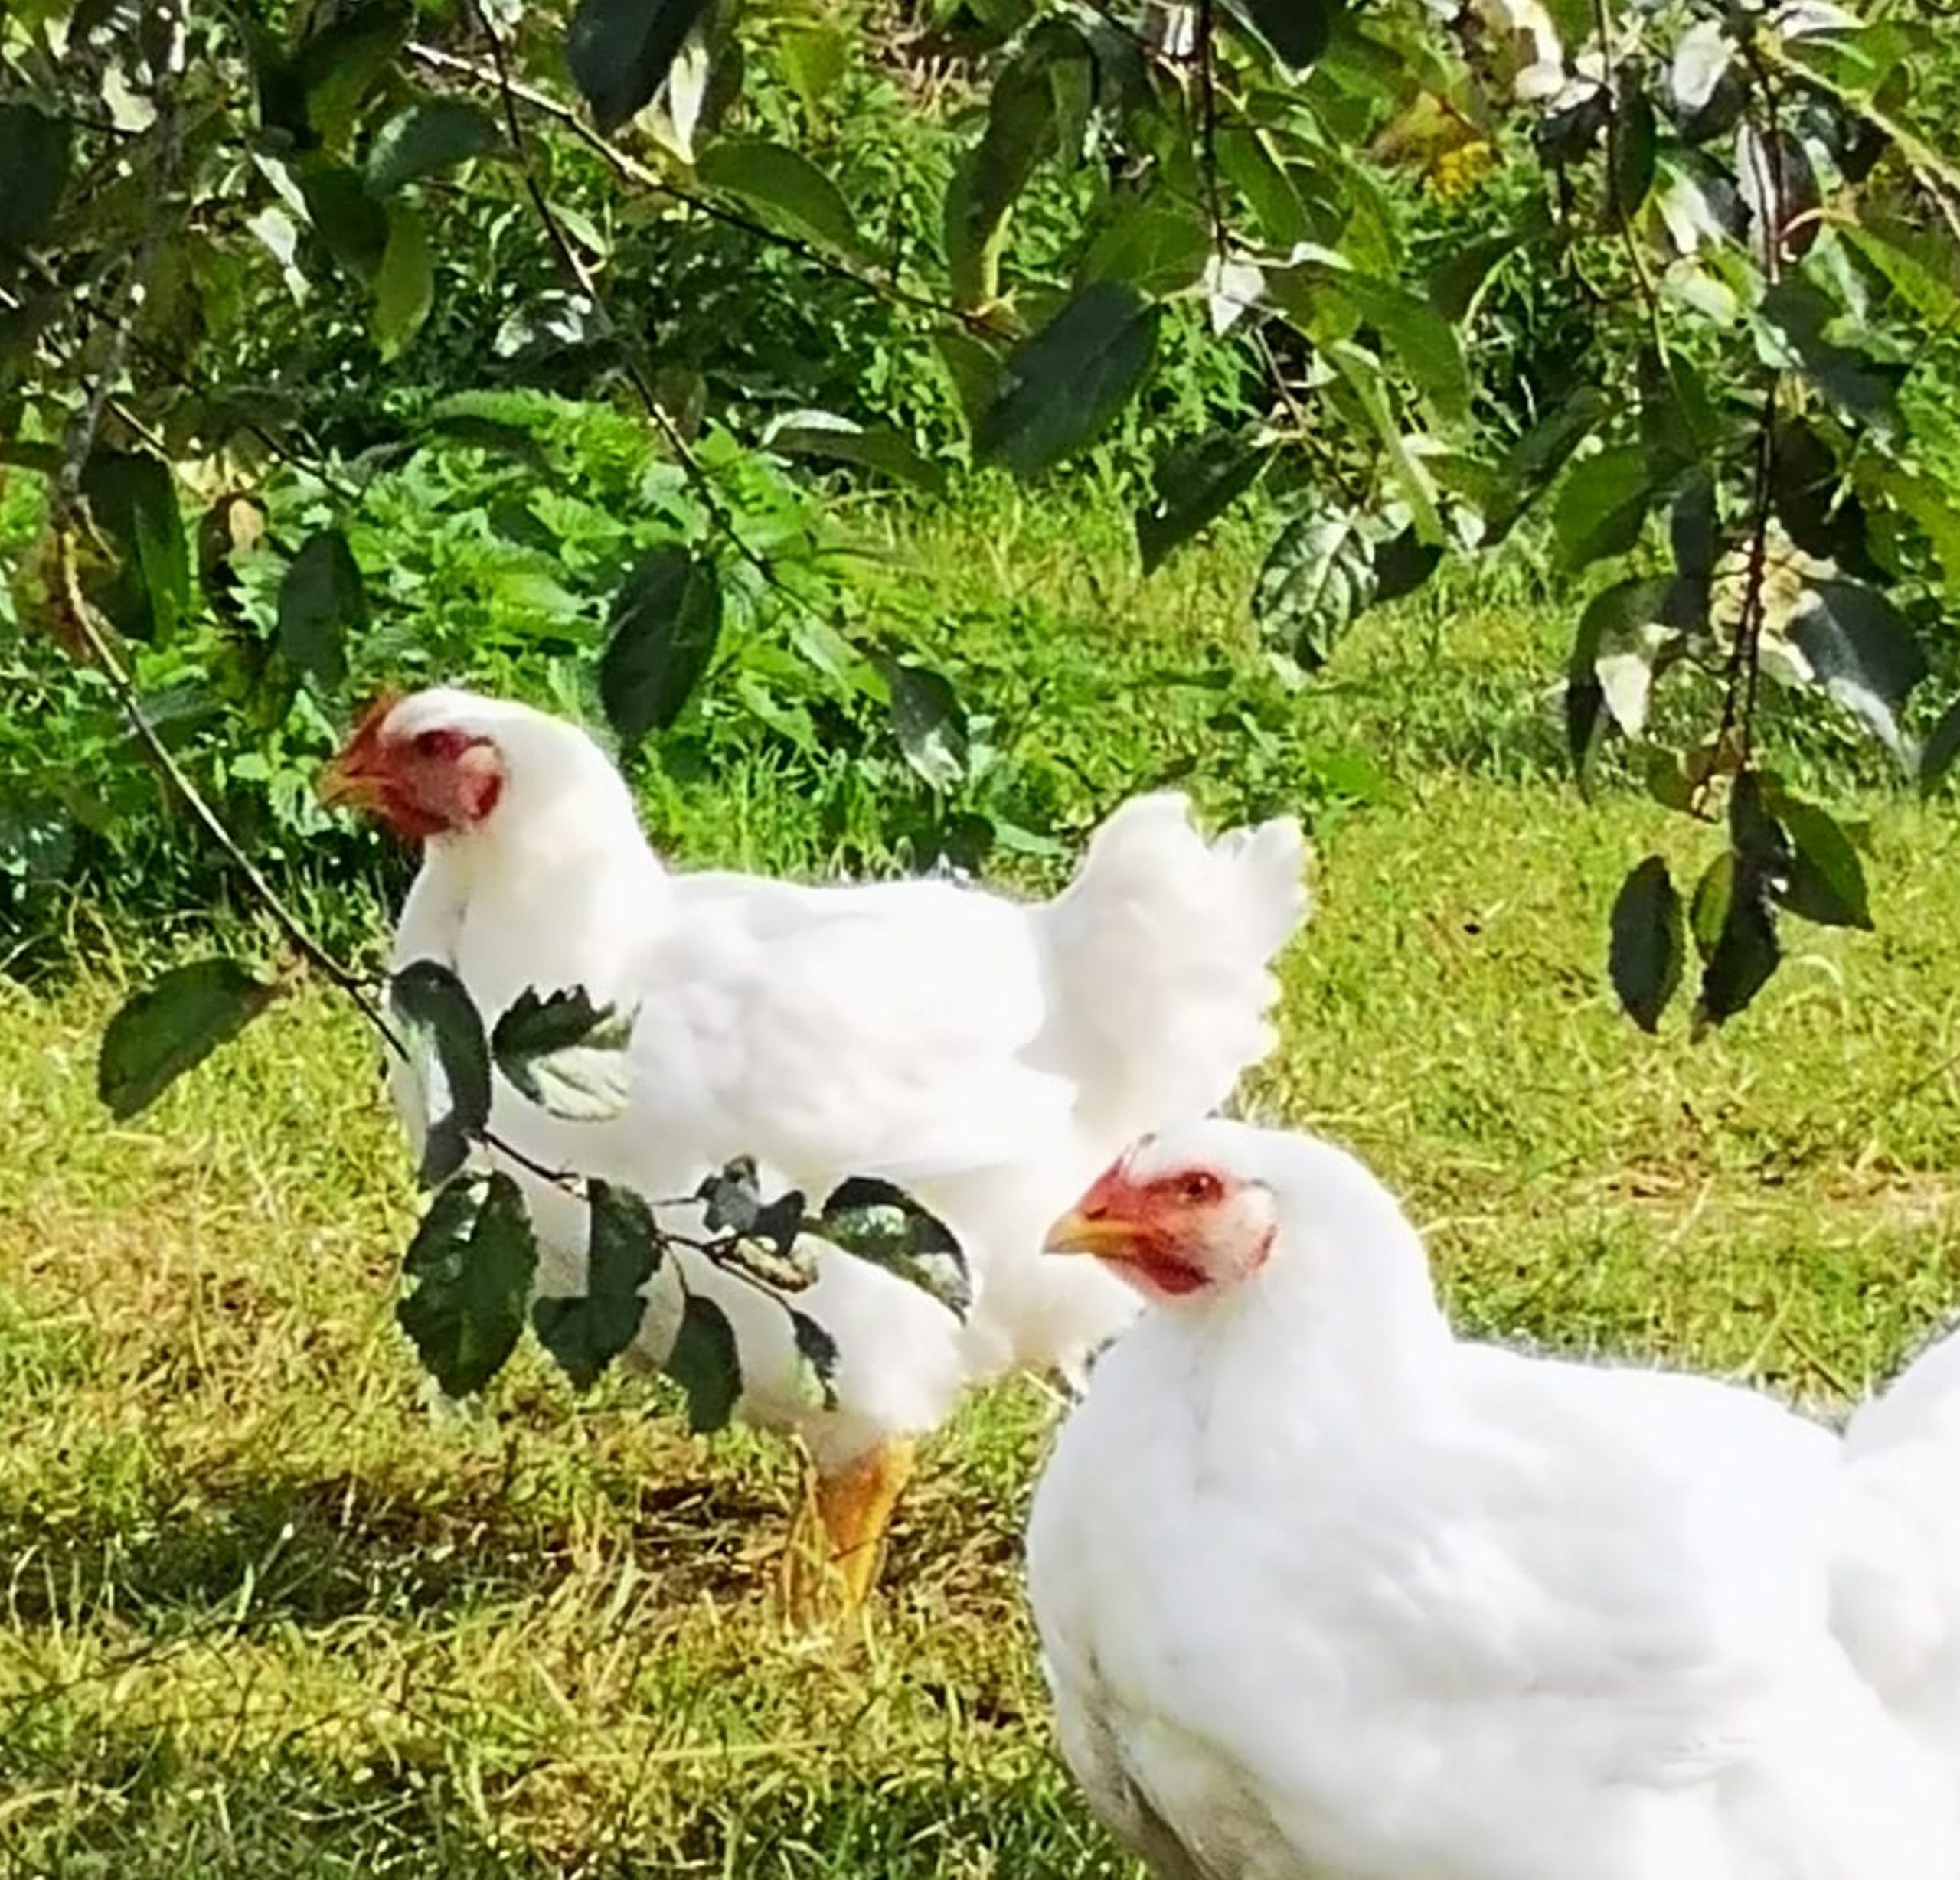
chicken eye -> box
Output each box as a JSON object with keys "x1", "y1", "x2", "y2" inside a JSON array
[
  {"x1": 1178, "y1": 1171, "x2": 1223, "y2": 1205},
  {"x1": 413, "y1": 729, "x2": 452, "y2": 759}
]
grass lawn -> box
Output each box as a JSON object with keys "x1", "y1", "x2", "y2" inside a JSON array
[{"x1": 3, "y1": 500, "x2": 1958, "y2": 1876}]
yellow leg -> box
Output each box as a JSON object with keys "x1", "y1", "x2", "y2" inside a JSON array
[{"x1": 779, "y1": 1438, "x2": 917, "y2": 1623}]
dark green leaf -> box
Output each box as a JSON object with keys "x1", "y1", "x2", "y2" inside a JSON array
[
  {"x1": 1669, "y1": 469, "x2": 1720, "y2": 579},
  {"x1": 1788, "y1": 579, "x2": 1927, "y2": 756},
  {"x1": 1216, "y1": 124, "x2": 1313, "y2": 251},
  {"x1": 932, "y1": 330, "x2": 1001, "y2": 436},
  {"x1": 975, "y1": 281, "x2": 1160, "y2": 475},
  {"x1": 293, "y1": 0, "x2": 411, "y2": 146},
  {"x1": 424, "y1": 411, "x2": 553, "y2": 474},
  {"x1": 1270, "y1": 266, "x2": 1471, "y2": 429},
  {"x1": 79, "y1": 452, "x2": 190, "y2": 641},
  {"x1": 365, "y1": 100, "x2": 501, "y2": 193},
  {"x1": 599, "y1": 548, "x2": 723, "y2": 747},
  {"x1": 789, "y1": 1310, "x2": 839, "y2": 1410},
  {"x1": 1756, "y1": 279, "x2": 1903, "y2": 436},
  {"x1": 1553, "y1": 446, "x2": 1655, "y2": 570},
  {"x1": 1772, "y1": 420, "x2": 1873, "y2": 574},
  {"x1": 1694, "y1": 885, "x2": 1780, "y2": 1030},
  {"x1": 717, "y1": 1191, "x2": 818, "y2": 1292},
  {"x1": 296, "y1": 158, "x2": 389, "y2": 279},
  {"x1": 1485, "y1": 389, "x2": 1610, "y2": 541},
  {"x1": 98, "y1": 958, "x2": 278, "y2": 1121},
  {"x1": 397, "y1": 1172, "x2": 538, "y2": 1399},
  {"x1": 491, "y1": 986, "x2": 636, "y2": 1121},
  {"x1": 819, "y1": 1176, "x2": 971, "y2": 1316},
  {"x1": 697, "y1": 139, "x2": 867, "y2": 262},
  {"x1": 1136, "y1": 432, "x2": 1274, "y2": 575},
  {"x1": 1372, "y1": 528, "x2": 1442, "y2": 602},
  {"x1": 277, "y1": 529, "x2": 367, "y2": 692},
  {"x1": 1078, "y1": 199, "x2": 1212, "y2": 299},
  {"x1": 0, "y1": 103, "x2": 70, "y2": 250},
  {"x1": 389, "y1": 960, "x2": 493, "y2": 1187},
  {"x1": 666, "y1": 1291, "x2": 741, "y2": 1433},
  {"x1": 1254, "y1": 507, "x2": 1377, "y2": 668},
  {"x1": 567, "y1": 0, "x2": 716, "y2": 133},
  {"x1": 1770, "y1": 793, "x2": 1872, "y2": 929},
  {"x1": 1608, "y1": 81, "x2": 1657, "y2": 220},
  {"x1": 374, "y1": 200, "x2": 434, "y2": 358},
  {"x1": 1231, "y1": 0, "x2": 1331, "y2": 66},
  {"x1": 532, "y1": 1180, "x2": 661, "y2": 1389},
  {"x1": 948, "y1": 21, "x2": 1093, "y2": 304},
  {"x1": 766, "y1": 413, "x2": 946, "y2": 495},
  {"x1": 874, "y1": 658, "x2": 968, "y2": 790},
  {"x1": 1921, "y1": 696, "x2": 1960, "y2": 791},
  {"x1": 1843, "y1": 217, "x2": 1960, "y2": 328},
  {"x1": 1608, "y1": 857, "x2": 1684, "y2": 1033}
]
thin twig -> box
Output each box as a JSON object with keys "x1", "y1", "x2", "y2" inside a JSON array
[{"x1": 1194, "y1": 0, "x2": 1227, "y2": 250}]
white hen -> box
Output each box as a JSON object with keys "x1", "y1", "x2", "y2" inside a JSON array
[
  {"x1": 320, "y1": 687, "x2": 1308, "y2": 1607},
  {"x1": 1027, "y1": 1119, "x2": 1960, "y2": 1880}
]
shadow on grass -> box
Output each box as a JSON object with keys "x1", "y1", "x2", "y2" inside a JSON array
[{"x1": 0, "y1": 1459, "x2": 783, "y2": 1635}]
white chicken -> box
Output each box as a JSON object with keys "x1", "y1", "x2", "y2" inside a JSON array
[
  {"x1": 319, "y1": 687, "x2": 1308, "y2": 1609},
  {"x1": 1027, "y1": 1119, "x2": 1960, "y2": 1880}
]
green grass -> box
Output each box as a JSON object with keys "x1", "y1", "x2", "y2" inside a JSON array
[{"x1": 4, "y1": 501, "x2": 1960, "y2": 1876}]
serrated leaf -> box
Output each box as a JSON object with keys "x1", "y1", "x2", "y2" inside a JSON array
[
  {"x1": 79, "y1": 452, "x2": 190, "y2": 641},
  {"x1": 1254, "y1": 507, "x2": 1377, "y2": 668},
  {"x1": 1788, "y1": 579, "x2": 1927, "y2": 756},
  {"x1": 365, "y1": 100, "x2": 500, "y2": 193},
  {"x1": 397, "y1": 1171, "x2": 538, "y2": 1399},
  {"x1": 277, "y1": 529, "x2": 366, "y2": 692},
  {"x1": 599, "y1": 547, "x2": 723, "y2": 747},
  {"x1": 666, "y1": 1291, "x2": 741, "y2": 1433},
  {"x1": 98, "y1": 958, "x2": 278, "y2": 1121},
  {"x1": 764, "y1": 412, "x2": 945, "y2": 495},
  {"x1": 532, "y1": 1180, "x2": 661, "y2": 1389},
  {"x1": 1136, "y1": 432, "x2": 1273, "y2": 576},
  {"x1": 374, "y1": 199, "x2": 434, "y2": 359},
  {"x1": 1609, "y1": 857, "x2": 1684, "y2": 1033},
  {"x1": 697, "y1": 139, "x2": 866, "y2": 263},
  {"x1": 871, "y1": 658, "x2": 968, "y2": 790},
  {"x1": 1554, "y1": 446, "x2": 1655, "y2": 570},
  {"x1": 567, "y1": 0, "x2": 717, "y2": 133},
  {"x1": 491, "y1": 986, "x2": 637, "y2": 1121},
  {"x1": 975, "y1": 282, "x2": 1160, "y2": 476},
  {"x1": 789, "y1": 1310, "x2": 839, "y2": 1410},
  {"x1": 818, "y1": 1177, "x2": 971, "y2": 1317},
  {"x1": 0, "y1": 103, "x2": 71, "y2": 250},
  {"x1": 389, "y1": 961, "x2": 492, "y2": 1187},
  {"x1": 1233, "y1": 0, "x2": 1331, "y2": 65}
]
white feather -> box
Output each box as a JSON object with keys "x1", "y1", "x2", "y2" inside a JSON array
[
  {"x1": 370, "y1": 690, "x2": 1311, "y2": 1470},
  {"x1": 1027, "y1": 1121, "x2": 1960, "y2": 1880}
]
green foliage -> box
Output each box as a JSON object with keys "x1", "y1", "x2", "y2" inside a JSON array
[{"x1": 95, "y1": 957, "x2": 279, "y2": 1119}]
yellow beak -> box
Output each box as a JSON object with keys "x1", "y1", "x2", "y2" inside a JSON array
[{"x1": 1042, "y1": 1209, "x2": 1142, "y2": 1260}]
